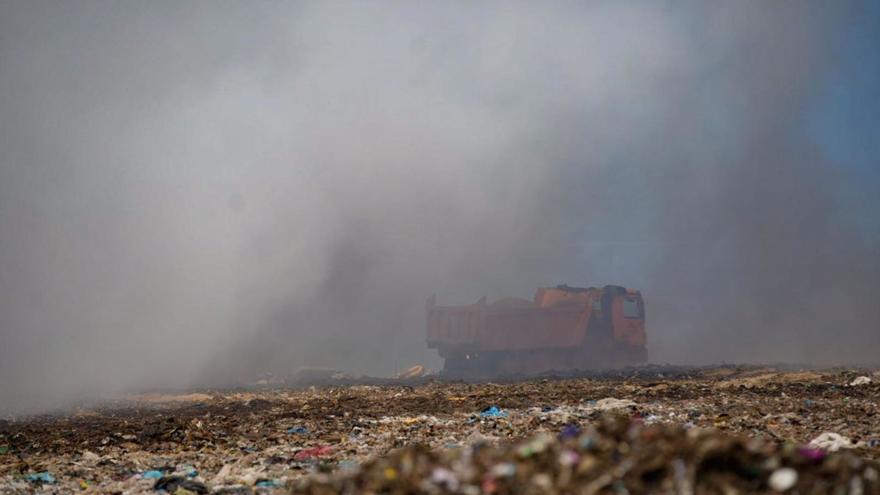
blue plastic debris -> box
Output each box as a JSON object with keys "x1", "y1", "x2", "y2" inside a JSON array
[
  {"x1": 287, "y1": 426, "x2": 308, "y2": 434},
  {"x1": 26, "y1": 472, "x2": 56, "y2": 484},
  {"x1": 541, "y1": 406, "x2": 555, "y2": 412},
  {"x1": 480, "y1": 406, "x2": 508, "y2": 418},
  {"x1": 255, "y1": 479, "x2": 283, "y2": 488},
  {"x1": 142, "y1": 470, "x2": 163, "y2": 479},
  {"x1": 560, "y1": 424, "x2": 580, "y2": 439}
]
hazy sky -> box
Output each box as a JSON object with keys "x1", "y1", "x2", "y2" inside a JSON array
[{"x1": 0, "y1": 1, "x2": 878, "y2": 413}]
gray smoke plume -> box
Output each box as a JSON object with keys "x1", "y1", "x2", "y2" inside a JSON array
[{"x1": 0, "y1": 1, "x2": 877, "y2": 413}]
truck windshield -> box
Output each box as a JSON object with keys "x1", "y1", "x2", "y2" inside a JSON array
[{"x1": 622, "y1": 297, "x2": 641, "y2": 318}]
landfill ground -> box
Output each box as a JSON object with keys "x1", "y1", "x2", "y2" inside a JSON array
[{"x1": 1, "y1": 366, "x2": 879, "y2": 494}]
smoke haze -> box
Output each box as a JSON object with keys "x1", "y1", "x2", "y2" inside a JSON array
[{"x1": 1, "y1": 1, "x2": 878, "y2": 413}]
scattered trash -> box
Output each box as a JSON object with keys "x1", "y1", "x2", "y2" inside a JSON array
[
  {"x1": 558, "y1": 449, "x2": 580, "y2": 466},
  {"x1": 254, "y1": 479, "x2": 283, "y2": 488},
  {"x1": 517, "y1": 435, "x2": 552, "y2": 458},
  {"x1": 293, "y1": 446, "x2": 334, "y2": 461},
  {"x1": 490, "y1": 462, "x2": 517, "y2": 478},
  {"x1": 809, "y1": 432, "x2": 855, "y2": 452},
  {"x1": 293, "y1": 417, "x2": 880, "y2": 494},
  {"x1": 178, "y1": 465, "x2": 198, "y2": 478},
  {"x1": 25, "y1": 472, "x2": 56, "y2": 485},
  {"x1": 213, "y1": 486, "x2": 253, "y2": 495},
  {"x1": 480, "y1": 406, "x2": 508, "y2": 418},
  {"x1": 3, "y1": 366, "x2": 879, "y2": 493},
  {"x1": 559, "y1": 424, "x2": 580, "y2": 439},
  {"x1": 768, "y1": 467, "x2": 798, "y2": 491},
  {"x1": 590, "y1": 398, "x2": 637, "y2": 410},
  {"x1": 850, "y1": 376, "x2": 872, "y2": 386},
  {"x1": 430, "y1": 467, "x2": 459, "y2": 490},
  {"x1": 797, "y1": 447, "x2": 826, "y2": 461},
  {"x1": 153, "y1": 476, "x2": 208, "y2": 494}
]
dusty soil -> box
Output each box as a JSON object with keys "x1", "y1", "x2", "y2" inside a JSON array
[{"x1": 1, "y1": 366, "x2": 878, "y2": 493}]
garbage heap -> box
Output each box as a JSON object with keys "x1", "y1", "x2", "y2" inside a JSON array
[{"x1": 293, "y1": 416, "x2": 879, "y2": 494}]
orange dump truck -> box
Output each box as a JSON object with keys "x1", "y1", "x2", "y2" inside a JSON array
[{"x1": 427, "y1": 285, "x2": 646, "y2": 376}]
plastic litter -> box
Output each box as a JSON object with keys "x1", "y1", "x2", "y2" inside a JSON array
[
  {"x1": 850, "y1": 376, "x2": 872, "y2": 386},
  {"x1": 293, "y1": 445, "x2": 334, "y2": 461},
  {"x1": 559, "y1": 424, "x2": 580, "y2": 439},
  {"x1": 430, "y1": 467, "x2": 459, "y2": 490},
  {"x1": 255, "y1": 479, "x2": 283, "y2": 488},
  {"x1": 769, "y1": 467, "x2": 798, "y2": 491},
  {"x1": 143, "y1": 470, "x2": 164, "y2": 479},
  {"x1": 287, "y1": 426, "x2": 308, "y2": 434},
  {"x1": 558, "y1": 449, "x2": 580, "y2": 466},
  {"x1": 480, "y1": 406, "x2": 508, "y2": 418},
  {"x1": 153, "y1": 476, "x2": 208, "y2": 494},
  {"x1": 179, "y1": 465, "x2": 198, "y2": 478},
  {"x1": 490, "y1": 462, "x2": 517, "y2": 478},
  {"x1": 25, "y1": 472, "x2": 56, "y2": 484},
  {"x1": 797, "y1": 447, "x2": 826, "y2": 461},
  {"x1": 809, "y1": 432, "x2": 855, "y2": 452}
]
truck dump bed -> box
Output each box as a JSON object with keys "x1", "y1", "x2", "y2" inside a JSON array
[
  {"x1": 427, "y1": 285, "x2": 646, "y2": 375},
  {"x1": 427, "y1": 297, "x2": 588, "y2": 351}
]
